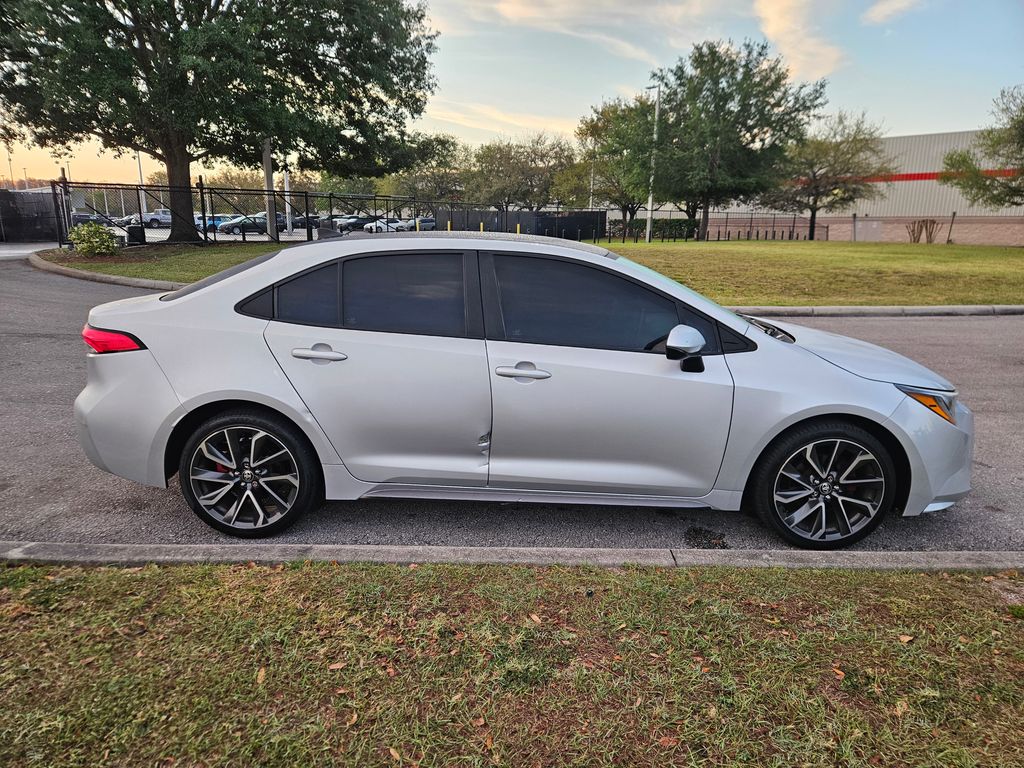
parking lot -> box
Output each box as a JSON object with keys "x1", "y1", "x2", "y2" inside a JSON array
[{"x1": 1, "y1": 256, "x2": 1021, "y2": 551}]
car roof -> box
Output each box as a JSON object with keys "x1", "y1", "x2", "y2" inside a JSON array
[{"x1": 325, "y1": 230, "x2": 615, "y2": 257}]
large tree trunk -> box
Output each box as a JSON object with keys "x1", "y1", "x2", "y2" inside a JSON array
[
  {"x1": 164, "y1": 146, "x2": 201, "y2": 244},
  {"x1": 808, "y1": 206, "x2": 817, "y2": 240},
  {"x1": 698, "y1": 195, "x2": 710, "y2": 241}
]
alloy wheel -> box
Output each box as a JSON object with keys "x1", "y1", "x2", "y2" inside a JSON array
[
  {"x1": 189, "y1": 426, "x2": 300, "y2": 530},
  {"x1": 772, "y1": 438, "x2": 885, "y2": 543}
]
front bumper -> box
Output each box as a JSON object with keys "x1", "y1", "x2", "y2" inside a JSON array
[{"x1": 886, "y1": 396, "x2": 974, "y2": 516}]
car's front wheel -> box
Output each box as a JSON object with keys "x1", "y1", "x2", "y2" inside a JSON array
[
  {"x1": 178, "y1": 409, "x2": 323, "y2": 537},
  {"x1": 749, "y1": 420, "x2": 896, "y2": 549}
]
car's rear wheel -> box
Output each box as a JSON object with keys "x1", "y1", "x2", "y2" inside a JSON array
[
  {"x1": 148, "y1": 219, "x2": 160, "y2": 228},
  {"x1": 749, "y1": 421, "x2": 895, "y2": 549},
  {"x1": 178, "y1": 409, "x2": 323, "y2": 537},
  {"x1": 231, "y1": 225, "x2": 242, "y2": 235}
]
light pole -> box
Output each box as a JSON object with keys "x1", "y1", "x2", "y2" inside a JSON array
[
  {"x1": 7, "y1": 151, "x2": 14, "y2": 190},
  {"x1": 644, "y1": 83, "x2": 661, "y2": 244},
  {"x1": 136, "y1": 152, "x2": 147, "y2": 213}
]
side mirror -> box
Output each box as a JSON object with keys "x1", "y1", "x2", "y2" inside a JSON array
[
  {"x1": 666, "y1": 324, "x2": 706, "y2": 372},
  {"x1": 666, "y1": 324, "x2": 706, "y2": 359}
]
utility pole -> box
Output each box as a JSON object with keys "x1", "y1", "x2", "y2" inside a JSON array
[
  {"x1": 136, "y1": 152, "x2": 146, "y2": 213},
  {"x1": 7, "y1": 151, "x2": 14, "y2": 190},
  {"x1": 263, "y1": 138, "x2": 278, "y2": 241},
  {"x1": 23, "y1": 167, "x2": 29, "y2": 190},
  {"x1": 283, "y1": 161, "x2": 293, "y2": 235},
  {"x1": 588, "y1": 137, "x2": 596, "y2": 209},
  {"x1": 644, "y1": 83, "x2": 661, "y2": 244}
]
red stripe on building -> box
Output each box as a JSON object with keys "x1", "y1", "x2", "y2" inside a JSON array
[{"x1": 862, "y1": 169, "x2": 1018, "y2": 183}]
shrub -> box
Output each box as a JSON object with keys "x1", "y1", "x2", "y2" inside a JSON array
[{"x1": 68, "y1": 222, "x2": 118, "y2": 257}]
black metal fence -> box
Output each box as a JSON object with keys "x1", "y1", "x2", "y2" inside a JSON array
[
  {"x1": 51, "y1": 180, "x2": 610, "y2": 247},
  {"x1": 0, "y1": 189, "x2": 58, "y2": 242}
]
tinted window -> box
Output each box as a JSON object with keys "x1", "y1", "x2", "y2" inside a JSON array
[
  {"x1": 238, "y1": 287, "x2": 273, "y2": 319},
  {"x1": 276, "y1": 262, "x2": 339, "y2": 326},
  {"x1": 342, "y1": 253, "x2": 465, "y2": 337},
  {"x1": 492, "y1": 256, "x2": 680, "y2": 352}
]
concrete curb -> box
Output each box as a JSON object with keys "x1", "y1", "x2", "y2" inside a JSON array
[
  {"x1": 734, "y1": 304, "x2": 1024, "y2": 317},
  {"x1": 26, "y1": 251, "x2": 1024, "y2": 317},
  {"x1": 2, "y1": 540, "x2": 1021, "y2": 570},
  {"x1": 28, "y1": 252, "x2": 184, "y2": 291}
]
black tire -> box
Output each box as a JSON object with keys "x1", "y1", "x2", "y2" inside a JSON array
[
  {"x1": 231, "y1": 225, "x2": 242, "y2": 235},
  {"x1": 748, "y1": 420, "x2": 895, "y2": 550},
  {"x1": 178, "y1": 409, "x2": 323, "y2": 538},
  {"x1": 148, "y1": 219, "x2": 160, "y2": 228}
]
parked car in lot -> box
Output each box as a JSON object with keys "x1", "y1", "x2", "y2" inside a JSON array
[
  {"x1": 330, "y1": 215, "x2": 377, "y2": 232},
  {"x1": 76, "y1": 232, "x2": 973, "y2": 548},
  {"x1": 217, "y1": 213, "x2": 285, "y2": 235},
  {"x1": 113, "y1": 213, "x2": 141, "y2": 227},
  {"x1": 399, "y1": 217, "x2": 436, "y2": 231},
  {"x1": 364, "y1": 217, "x2": 404, "y2": 233},
  {"x1": 71, "y1": 212, "x2": 109, "y2": 227},
  {"x1": 195, "y1": 213, "x2": 237, "y2": 232},
  {"x1": 144, "y1": 208, "x2": 174, "y2": 228}
]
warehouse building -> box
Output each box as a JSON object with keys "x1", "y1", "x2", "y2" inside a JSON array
[{"x1": 821, "y1": 130, "x2": 1023, "y2": 245}]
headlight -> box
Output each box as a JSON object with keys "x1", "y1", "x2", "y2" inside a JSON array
[{"x1": 896, "y1": 384, "x2": 957, "y2": 424}]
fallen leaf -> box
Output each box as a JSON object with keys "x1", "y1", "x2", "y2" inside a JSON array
[
  {"x1": 450, "y1": 692, "x2": 463, "y2": 703},
  {"x1": 894, "y1": 700, "x2": 909, "y2": 717},
  {"x1": 389, "y1": 747, "x2": 401, "y2": 761},
  {"x1": 335, "y1": 687, "x2": 350, "y2": 695},
  {"x1": 408, "y1": 563, "x2": 419, "y2": 569},
  {"x1": 472, "y1": 716, "x2": 486, "y2": 727},
  {"x1": 328, "y1": 662, "x2": 346, "y2": 670},
  {"x1": 256, "y1": 667, "x2": 266, "y2": 685},
  {"x1": 833, "y1": 667, "x2": 846, "y2": 681},
  {"x1": 80, "y1": 657, "x2": 96, "y2": 666},
  {"x1": 614, "y1": 622, "x2": 627, "y2": 631},
  {"x1": 484, "y1": 733, "x2": 494, "y2": 749},
  {"x1": 658, "y1": 736, "x2": 679, "y2": 748},
  {"x1": 529, "y1": 613, "x2": 542, "y2": 624},
  {"x1": 899, "y1": 634, "x2": 914, "y2": 644},
  {"x1": 346, "y1": 711, "x2": 358, "y2": 726}
]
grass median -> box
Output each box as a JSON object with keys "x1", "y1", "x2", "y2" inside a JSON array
[
  {"x1": 40, "y1": 239, "x2": 1024, "y2": 306},
  {"x1": 2, "y1": 563, "x2": 1022, "y2": 766}
]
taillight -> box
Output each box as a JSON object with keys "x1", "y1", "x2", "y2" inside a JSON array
[{"x1": 81, "y1": 324, "x2": 145, "y2": 354}]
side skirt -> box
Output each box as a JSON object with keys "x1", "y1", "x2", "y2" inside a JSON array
[{"x1": 359, "y1": 484, "x2": 743, "y2": 511}]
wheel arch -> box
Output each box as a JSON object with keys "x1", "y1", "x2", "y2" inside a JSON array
[
  {"x1": 163, "y1": 398, "x2": 326, "y2": 482},
  {"x1": 740, "y1": 413, "x2": 912, "y2": 515}
]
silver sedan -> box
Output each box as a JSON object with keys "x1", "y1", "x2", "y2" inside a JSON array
[{"x1": 75, "y1": 232, "x2": 973, "y2": 548}]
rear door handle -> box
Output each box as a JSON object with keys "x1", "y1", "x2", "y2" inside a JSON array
[
  {"x1": 292, "y1": 345, "x2": 347, "y2": 362},
  {"x1": 495, "y1": 364, "x2": 551, "y2": 380}
]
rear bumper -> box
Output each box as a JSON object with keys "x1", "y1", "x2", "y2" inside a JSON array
[
  {"x1": 887, "y1": 397, "x2": 974, "y2": 516},
  {"x1": 74, "y1": 350, "x2": 182, "y2": 488}
]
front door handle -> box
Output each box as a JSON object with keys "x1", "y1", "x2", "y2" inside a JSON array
[
  {"x1": 495, "y1": 364, "x2": 551, "y2": 380},
  {"x1": 292, "y1": 344, "x2": 347, "y2": 362}
]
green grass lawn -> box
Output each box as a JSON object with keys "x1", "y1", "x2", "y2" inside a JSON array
[
  {"x1": 42, "y1": 239, "x2": 1024, "y2": 305},
  {"x1": 2, "y1": 563, "x2": 1022, "y2": 767}
]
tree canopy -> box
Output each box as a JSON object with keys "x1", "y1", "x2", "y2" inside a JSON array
[
  {"x1": 575, "y1": 98, "x2": 652, "y2": 222},
  {"x1": 0, "y1": 0, "x2": 437, "y2": 240},
  {"x1": 656, "y1": 39, "x2": 827, "y2": 239},
  {"x1": 941, "y1": 86, "x2": 1024, "y2": 209},
  {"x1": 758, "y1": 112, "x2": 893, "y2": 239},
  {"x1": 465, "y1": 134, "x2": 574, "y2": 211}
]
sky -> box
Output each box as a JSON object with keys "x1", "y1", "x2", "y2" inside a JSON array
[{"x1": 5, "y1": 0, "x2": 1023, "y2": 185}]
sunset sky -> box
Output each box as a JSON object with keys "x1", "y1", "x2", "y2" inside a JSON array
[{"x1": 5, "y1": 0, "x2": 1022, "y2": 185}]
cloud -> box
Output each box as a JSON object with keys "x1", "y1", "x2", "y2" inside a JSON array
[
  {"x1": 428, "y1": 0, "x2": 728, "y2": 65},
  {"x1": 862, "y1": 0, "x2": 923, "y2": 24},
  {"x1": 422, "y1": 98, "x2": 578, "y2": 137},
  {"x1": 753, "y1": 0, "x2": 844, "y2": 79}
]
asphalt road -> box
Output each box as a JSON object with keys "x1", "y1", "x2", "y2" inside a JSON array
[{"x1": 1, "y1": 258, "x2": 1021, "y2": 551}]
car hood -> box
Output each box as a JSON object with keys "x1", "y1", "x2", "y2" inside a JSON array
[{"x1": 764, "y1": 318, "x2": 955, "y2": 391}]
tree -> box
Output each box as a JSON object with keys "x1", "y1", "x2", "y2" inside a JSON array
[
  {"x1": 940, "y1": 86, "x2": 1024, "y2": 208},
  {"x1": 465, "y1": 134, "x2": 575, "y2": 210},
  {"x1": 379, "y1": 134, "x2": 471, "y2": 211},
  {"x1": 759, "y1": 112, "x2": 893, "y2": 239},
  {"x1": 576, "y1": 98, "x2": 651, "y2": 224},
  {"x1": 0, "y1": 0, "x2": 437, "y2": 242},
  {"x1": 657, "y1": 39, "x2": 827, "y2": 240}
]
